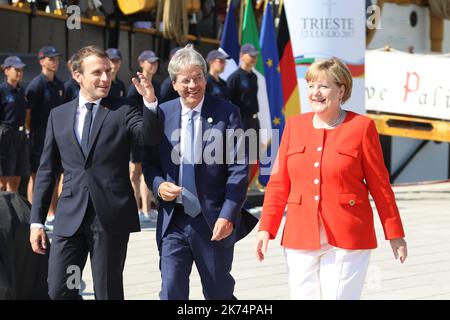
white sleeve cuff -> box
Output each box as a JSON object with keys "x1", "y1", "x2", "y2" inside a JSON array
[
  {"x1": 143, "y1": 98, "x2": 158, "y2": 111},
  {"x1": 30, "y1": 223, "x2": 45, "y2": 229}
]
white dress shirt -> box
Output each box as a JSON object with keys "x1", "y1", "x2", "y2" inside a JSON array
[{"x1": 75, "y1": 95, "x2": 101, "y2": 144}]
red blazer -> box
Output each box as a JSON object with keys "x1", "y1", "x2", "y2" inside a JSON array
[{"x1": 259, "y1": 112, "x2": 405, "y2": 250}]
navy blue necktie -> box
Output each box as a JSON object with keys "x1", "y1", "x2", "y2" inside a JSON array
[
  {"x1": 181, "y1": 110, "x2": 201, "y2": 217},
  {"x1": 81, "y1": 102, "x2": 94, "y2": 157}
]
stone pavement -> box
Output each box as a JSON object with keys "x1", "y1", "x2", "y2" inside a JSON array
[{"x1": 80, "y1": 181, "x2": 450, "y2": 300}]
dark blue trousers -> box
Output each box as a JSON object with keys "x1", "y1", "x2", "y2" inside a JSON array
[{"x1": 159, "y1": 208, "x2": 236, "y2": 300}]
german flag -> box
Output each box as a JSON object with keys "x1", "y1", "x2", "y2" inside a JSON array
[{"x1": 277, "y1": 3, "x2": 300, "y2": 118}]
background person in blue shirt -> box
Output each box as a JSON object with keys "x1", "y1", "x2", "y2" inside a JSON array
[
  {"x1": 159, "y1": 47, "x2": 180, "y2": 103},
  {"x1": 106, "y1": 48, "x2": 126, "y2": 98},
  {"x1": 127, "y1": 50, "x2": 161, "y2": 222},
  {"x1": 63, "y1": 54, "x2": 80, "y2": 103},
  {"x1": 0, "y1": 56, "x2": 30, "y2": 192},
  {"x1": 226, "y1": 43, "x2": 260, "y2": 137},
  {"x1": 127, "y1": 50, "x2": 161, "y2": 105},
  {"x1": 226, "y1": 43, "x2": 261, "y2": 211},
  {"x1": 205, "y1": 49, "x2": 229, "y2": 100},
  {"x1": 25, "y1": 46, "x2": 65, "y2": 230}
]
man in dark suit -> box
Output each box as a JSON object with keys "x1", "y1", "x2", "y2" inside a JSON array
[
  {"x1": 140, "y1": 44, "x2": 258, "y2": 300},
  {"x1": 29, "y1": 45, "x2": 158, "y2": 300}
]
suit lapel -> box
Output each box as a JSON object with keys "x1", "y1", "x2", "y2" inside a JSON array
[
  {"x1": 85, "y1": 98, "x2": 110, "y2": 159},
  {"x1": 200, "y1": 95, "x2": 214, "y2": 151},
  {"x1": 69, "y1": 98, "x2": 85, "y2": 159},
  {"x1": 166, "y1": 100, "x2": 182, "y2": 183}
]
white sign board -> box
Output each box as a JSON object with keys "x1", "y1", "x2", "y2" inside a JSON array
[
  {"x1": 366, "y1": 50, "x2": 450, "y2": 121},
  {"x1": 284, "y1": 0, "x2": 366, "y2": 114}
]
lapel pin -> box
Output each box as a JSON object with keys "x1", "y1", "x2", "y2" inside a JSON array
[{"x1": 207, "y1": 117, "x2": 213, "y2": 123}]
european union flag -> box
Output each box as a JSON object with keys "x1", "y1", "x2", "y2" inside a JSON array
[{"x1": 259, "y1": 2, "x2": 285, "y2": 186}]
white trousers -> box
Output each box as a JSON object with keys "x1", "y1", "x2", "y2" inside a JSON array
[{"x1": 284, "y1": 226, "x2": 371, "y2": 300}]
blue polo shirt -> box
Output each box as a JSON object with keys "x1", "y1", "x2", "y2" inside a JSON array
[
  {"x1": 206, "y1": 74, "x2": 228, "y2": 100},
  {"x1": 25, "y1": 73, "x2": 65, "y2": 129},
  {"x1": 0, "y1": 81, "x2": 28, "y2": 129},
  {"x1": 109, "y1": 78, "x2": 127, "y2": 98},
  {"x1": 226, "y1": 68, "x2": 259, "y2": 117}
]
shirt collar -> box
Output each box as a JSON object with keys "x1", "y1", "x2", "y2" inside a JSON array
[
  {"x1": 78, "y1": 93, "x2": 102, "y2": 109},
  {"x1": 180, "y1": 96, "x2": 204, "y2": 117}
]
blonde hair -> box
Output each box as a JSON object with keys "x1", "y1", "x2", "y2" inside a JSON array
[{"x1": 305, "y1": 58, "x2": 353, "y2": 104}]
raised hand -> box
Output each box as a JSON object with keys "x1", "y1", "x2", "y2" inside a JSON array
[{"x1": 131, "y1": 72, "x2": 157, "y2": 103}]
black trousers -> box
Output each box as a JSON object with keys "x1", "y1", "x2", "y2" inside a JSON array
[{"x1": 48, "y1": 200, "x2": 130, "y2": 300}]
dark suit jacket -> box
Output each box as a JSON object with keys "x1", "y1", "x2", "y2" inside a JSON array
[
  {"x1": 142, "y1": 94, "x2": 258, "y2": 249},
  {"x1": 30, "y1": 95, "x2": 156, "y2": 237}
]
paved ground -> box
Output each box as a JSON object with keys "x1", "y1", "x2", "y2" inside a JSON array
[{"x1": 80, "y1": 181, "x2": 450, "y2": 300}]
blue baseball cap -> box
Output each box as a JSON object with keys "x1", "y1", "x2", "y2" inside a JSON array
[
  {"x1": 2, "y1": 56, "x2": 26, "y2": 69},
  {"x1": 38, "y1": 46, "x2": 62, "y2": 59},
  {"x1": 240, "y1": 43, "x2": 259, "y2": 56},
  {"x1": 206, "y1": 50, "x2": 229, "y2": 63},
  {"x1": 138, "y1": 50, "x2": 159, "y2": 62},
  {"x1": 106, "y1": 48, "x2": 122, "y2": 60}
]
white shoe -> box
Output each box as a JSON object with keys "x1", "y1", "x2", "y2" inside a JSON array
[
  {"x1": 138, "y1": 211, "x2": 150, "y2": 222},
  {"x1": 147, "y1": 209, "x2": 158, "y2": 222}
]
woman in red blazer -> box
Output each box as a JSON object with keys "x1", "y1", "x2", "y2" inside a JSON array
[{"x1": 255, "y1": 58, "x2": 407, "y2": 300}]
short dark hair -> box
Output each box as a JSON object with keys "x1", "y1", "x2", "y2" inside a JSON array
[{"x1": 72, "y1": 45, "x2": 108, "y2": 74}]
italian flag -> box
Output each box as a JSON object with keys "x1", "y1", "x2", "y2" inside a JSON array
[{"x1": 241, "y1": 0, "x2": 271, "y2": 185}]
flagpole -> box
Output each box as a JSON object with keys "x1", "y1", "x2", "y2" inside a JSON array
[{"x1": 278, "y1": 0, "x2": 283, "y2": 16}]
